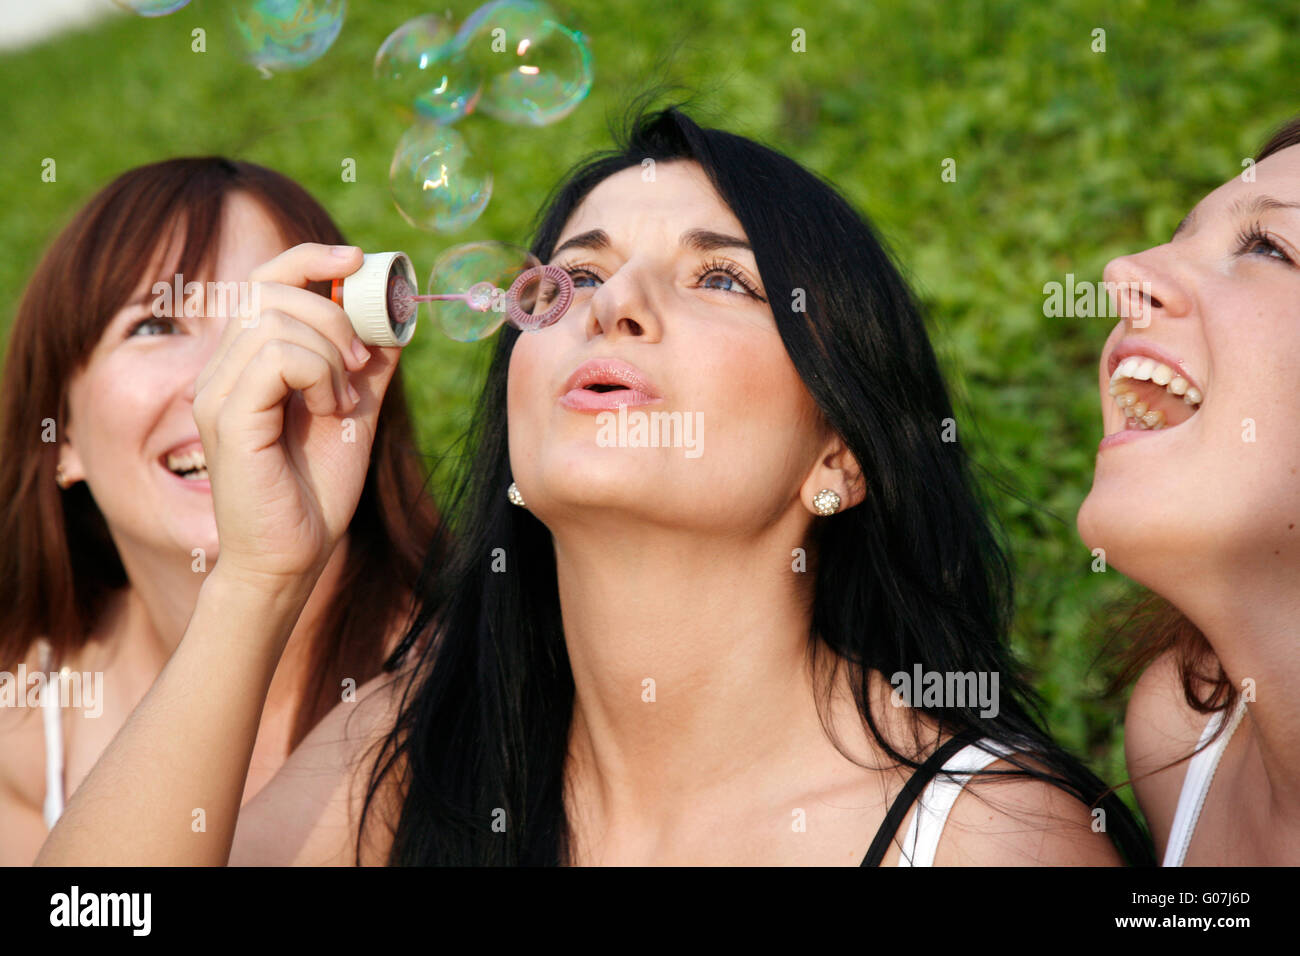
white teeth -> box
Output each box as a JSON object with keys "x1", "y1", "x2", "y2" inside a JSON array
[
  {"x1": 1111, "y1": 357, "x2": 1141, "y2": 382},
  {"x1": 1108, "y1": 355, "x2": 1203, "y2": 430}
]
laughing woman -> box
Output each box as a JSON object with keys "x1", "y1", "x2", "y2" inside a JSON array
[
  {"x1": 0, "y1": 159, "x2": 437, "y2": 863},
  {"x1": 39, "y1": 107, "x2": 1151, "y2": 866},
  {"x1": 1080, "y1": 117, "x2": 1300, "y2": 866}
]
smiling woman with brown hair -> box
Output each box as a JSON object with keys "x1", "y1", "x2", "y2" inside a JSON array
[
  {"x1": 0, "y1": 157, "x2": 438, "y2": 863},
  {"x1": 1080, "y1": 116, "x2": 1300, "y2": 866}
]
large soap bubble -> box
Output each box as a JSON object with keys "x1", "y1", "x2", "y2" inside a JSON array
[
  {"x1": 112, "y1": 0, "x2": 193, "y2": 14},
  {"x1": 390, "y1": 124, "x2": 493, "y2": 232},
  {"x1": 374, "y1": 13, "x2": 482, "y2": 124},
  {"x1": 455, "y1": 0, "x2": 593, "y2": 126},
  {"x1": 232, "y1": 0, "x2": 347, "y2": 75}
]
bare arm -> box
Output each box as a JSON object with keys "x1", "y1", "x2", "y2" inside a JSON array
[{"x1": 37, "y1": 570, "x2": 313, "y2": 865}]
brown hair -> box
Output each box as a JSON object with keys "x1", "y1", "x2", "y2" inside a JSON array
[
  {"x1": 1109, "y1": 116, "x2": 1300, "y2": 741},
  {"x1": 0, "y1": 157, "x2": 440, "y2": 749}
]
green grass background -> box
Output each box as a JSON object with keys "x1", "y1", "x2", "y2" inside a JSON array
[{"x1": 3, "y1": 0, "x2": 1296, "y2": 814}]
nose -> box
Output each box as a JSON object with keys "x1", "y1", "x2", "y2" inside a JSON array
[
  {"x1": 1102, "y1": 246, "x2": 1193, "y2": 328},
  {"x1": 584, "y1": 260, "x2": 663, "y2": 343}
]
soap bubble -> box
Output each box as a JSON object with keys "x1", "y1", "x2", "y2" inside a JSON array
[
  {"x1": 112, "y1": 0, "x2": 192, "y2": 14},
  {"x1": 456, "y1": 0, "x2": 593, "y2": 126},
  {"x1": 374, "y1": 13, "x2": 482, "y2": 124},
  {"x1": 232, "y1": 0, "x2": 347, "y2": 75},
  {"x1": 390, "y1": 124, "x2": 493, "y2": 232},
  {"x1": 425, "y1": 241, "x2": 569, "y2": 341}
]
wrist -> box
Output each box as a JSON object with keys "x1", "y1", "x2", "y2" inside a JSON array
[{"x1": 202, "y1": 561, "x2": 321, "y2": 633}]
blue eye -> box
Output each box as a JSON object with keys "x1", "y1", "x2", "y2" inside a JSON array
[
  {"x1": 1235, "y1": 222, "x2": 1294, "y2": 264},
  {"x1": 562, "y1": 268, "x2": 600, "y2": 289},
  {"x1": 694, "y1": 259, "x2": 765, "y2": 301},
  {"x1": 128, "y1": 316, "x2": 179, "y2": 337}
]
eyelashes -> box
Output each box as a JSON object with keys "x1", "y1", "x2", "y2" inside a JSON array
[
  {"x1": 126, "y1": 315, "x2": 181, "y2": 338},
  {"x1": 1234, "y1": 220, "x2": 1294, "y2": 265},
  {"x1": 556, "y1": 258, "x2": 768, "y2": 302}
]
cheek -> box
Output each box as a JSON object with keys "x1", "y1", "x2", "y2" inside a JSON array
[
  {"x1": 690, "y1": 327, "x2": 821, "y2": 470},
  {"x1": 68, "y1": 354, "x2": 178, "y2": 470},
  {"x1": 506, "y1": 335, "x2": 560, "y2": 460}
]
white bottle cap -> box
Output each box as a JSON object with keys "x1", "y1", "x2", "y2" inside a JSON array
[{"x1": 338, "y1": 251, "x2": 418, "y2": 347}]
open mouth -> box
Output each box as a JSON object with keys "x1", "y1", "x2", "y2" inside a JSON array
[
  {"x1": 162, "y1": 448, "x2": 209, "y2": 481},
  {"x1": 558, "y1": 358, "x2": 662, "y2": 412},
  {"x1": 1108, "y1": 355, "x2": 1203, "y2": 431}
]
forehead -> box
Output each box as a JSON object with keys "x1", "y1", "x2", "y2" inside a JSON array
[
  {"x1": 131, "y1": 191, "x2": 286, "y2": 297},
  {"x1": 210, "y1": 191, "x2": 286, "y2": 276},
  {"x1": 1179, "y1": 143, "x2": 1300, "y2": 234},
  {"x1": 558, "y1": 160, "x2": 745, "y2": 243}
]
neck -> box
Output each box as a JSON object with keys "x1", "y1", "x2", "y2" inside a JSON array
[
  {"x1": 556, "y1": 516, "x2": 832, "y2": 824},
  {"x1": 106, "y1": 537, "x2": 352, "y2": 710},
  {"x1": 1175, "y1": 563, "x2": 1300, "y2": 821}
]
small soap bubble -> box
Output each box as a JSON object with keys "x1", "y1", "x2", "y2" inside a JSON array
[
  {"x1": 456, "y1": 0, "x2": 593, "y2": 127},
  {"x1": 112, "y1": 0, "x2": 192, "y2": 14},
  {"x1": 424, "y1": 241, "x2": 566, "y2": 341},
  {"x1": 374, "y1": 14, "x2": 482, "y2": 124},
  {"x1": 390, "y1": 124, "x2": 493, "y2": 232},
  {"x1": 232, "y1": 0, "x2": 347, "y2": 75}
]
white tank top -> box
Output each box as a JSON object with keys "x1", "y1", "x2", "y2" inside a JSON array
[
  {"x1": 896, "y1": 740, "x2": 1013, "y2": 866},
  {"x1": 37, "y1": 639, "x2": 66, "y2": 829},
  {"x1": 1162, "y1": 696, "x2": 1248, "y2": 867}
]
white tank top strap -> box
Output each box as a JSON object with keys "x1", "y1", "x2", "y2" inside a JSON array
[
  {"x1": 1162, "y1": 696, "x2": 1249, "y2": 867},
  {"x1": 896, "y1": 738, "x2": 1016, "y2": 867},
  {"x1": 37, "y1": 639, "x2": 66, "y2": 829}
]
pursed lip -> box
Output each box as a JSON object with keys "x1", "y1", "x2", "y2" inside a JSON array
[{"x1": 559, "y1": 358, "x2": 662, "y2": 412}]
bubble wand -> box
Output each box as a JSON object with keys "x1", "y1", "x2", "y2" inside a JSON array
[{"x1": 331, "y1": 247, "x2": 574, "y2": 347}]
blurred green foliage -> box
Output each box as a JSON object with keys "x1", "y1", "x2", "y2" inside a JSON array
[{"x1": 3, "y1": 0, "x2": 1296, "y2": 813}]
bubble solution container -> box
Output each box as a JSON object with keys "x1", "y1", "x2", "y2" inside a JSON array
[{"x1": 330, "y1": 252, "x2": 418, "y2": 347}]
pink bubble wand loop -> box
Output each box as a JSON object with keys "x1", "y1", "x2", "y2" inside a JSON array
[{"x1": 412, "y1": 264, "x2": 574, "y2": 332}]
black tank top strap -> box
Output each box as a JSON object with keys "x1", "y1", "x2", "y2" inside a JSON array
[{"x1": 859, "y1": 728, "x2": 984, "y2": 867}]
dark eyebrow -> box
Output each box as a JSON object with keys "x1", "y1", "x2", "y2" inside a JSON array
[
  {"x1": 550, "y1": 229, "x2": 609, "y2": 258},
  {"x1": 680, "y1": 228, "x2": 752, "y2": 253},
  {"x1": 549, "y1": 227, "x2": 753, "y2": 259}
]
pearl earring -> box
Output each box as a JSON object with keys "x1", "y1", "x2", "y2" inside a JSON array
[
  {"x1": 507, "y1": 482, "x2": 526, "y2": 507},
  {"x1": 55, "y1": 465, "x2": 71, "y2": 490},
  {"x1": 812, "y1": 489, "x2": 841, "y2": 516}
]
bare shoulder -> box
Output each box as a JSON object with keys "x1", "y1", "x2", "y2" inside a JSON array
[
  {"x1": 1122, "y1": 649, "x2": 1216, "y2": 857},
  {"x1": 933, "y1": 756, "x2": 1121, "y2": 866},
  {"x1": 230, "y1": 663, "x2": 417, "y2": 866}
]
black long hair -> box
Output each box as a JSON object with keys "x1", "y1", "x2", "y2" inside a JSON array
[{"x1": 365, "y1": 102, "x2": 1155, "y2": 866}]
